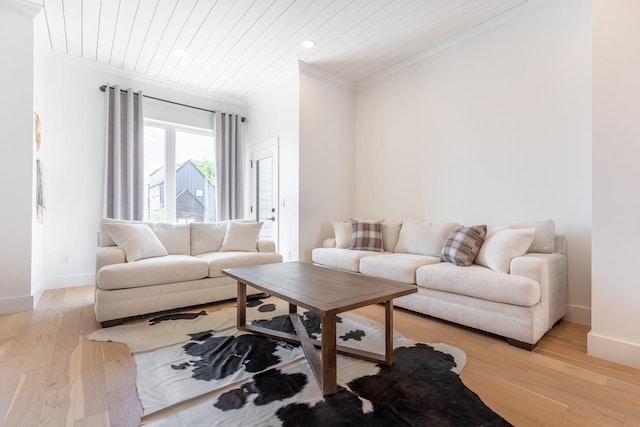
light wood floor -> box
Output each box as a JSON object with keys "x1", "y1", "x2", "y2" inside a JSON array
[{"x1": 1, "y1": 286, "x2": 639, "y2": 426}]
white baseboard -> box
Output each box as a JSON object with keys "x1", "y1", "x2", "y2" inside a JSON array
[
  {"x1": 588, "y1": 331, "x2": 640, "y2": 369},
  {"x1": 33, "y1": 287, "x2": 45, "y2": 308},
  {"x1": 0, "y1": 294, "x2": 34, "y2": 315},
  {"x1": 45, "y1": 273, "x2": 95, "y2": 289},
  {"x1": 564, "y1": 304, "x2": 591, "y2": 325}
]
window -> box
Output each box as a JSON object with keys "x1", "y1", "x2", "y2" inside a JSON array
[{"x1": 143, "y1": 120, "x2": 216, "y2": 223}]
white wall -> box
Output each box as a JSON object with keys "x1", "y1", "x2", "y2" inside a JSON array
[
  {"x1": 0, "y1": 6, "x2": 35, "y2": 314},
  {"x1": 39, "y1": 52, "x2": 246, "y2": 289},
  {"x1": 590, "y1": 0, "x2": 640, "y2": 368},
  {"x1": 354, "y1": 0, "x2": 592, "y2": 323},
  {"x1": 31, "y1": 9, "x2": 47, "y2": 304},
  {"x1": 299, "y1": 65, "x2": 355, "y2": 261},
  {"x1": 246, "y1": 73, "x2": 300, "y2": 261},
  {"x1": 245, "y1": 64, "x2": 356, "y2": 263}
]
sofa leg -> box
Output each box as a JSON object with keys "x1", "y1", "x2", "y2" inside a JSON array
[
  {"x1": 507, "y1": 338, "x2": 537, "y2": 351},
  {"x1": 101, "y1": 319, "x2": 125, "y2": 328}
]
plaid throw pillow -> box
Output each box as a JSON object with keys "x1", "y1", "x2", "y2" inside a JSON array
[
  {"x1": 441, "y1": 225, "x2": 487, "y2": 266},
  {"x1": 348, "y1": 219, "x2": 384, "y2": 252}
]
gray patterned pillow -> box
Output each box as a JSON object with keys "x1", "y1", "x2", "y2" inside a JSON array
[
  {"x1": 348, "y1": 219, "x2": 384, "y2": 252},
  {"x1": 441, "y1": 225, "x2": 487, "y2": 266}
]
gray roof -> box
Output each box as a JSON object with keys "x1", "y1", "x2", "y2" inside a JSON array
[{"x1": 148, "y1": 159, "x2": 199, "y2": 187}]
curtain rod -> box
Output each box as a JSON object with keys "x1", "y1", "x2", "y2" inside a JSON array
[{"x1": 99, "y1": 85, "x2": 246, "y2": 122}]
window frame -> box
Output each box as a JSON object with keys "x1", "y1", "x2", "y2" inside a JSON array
[{"x1": 144, "y1": 118, "x2": 215, "y2": 224}]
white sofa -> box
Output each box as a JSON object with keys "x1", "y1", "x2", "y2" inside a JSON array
[
  {"x1": 95, "y1": 219, "x2": 282, "y2": 326},
  {"x1": 312, "y1": 219, "x2": 567, "y2": 349}
]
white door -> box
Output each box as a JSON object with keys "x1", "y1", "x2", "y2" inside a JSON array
[{"x1": 251, "y1": 138, "x2": 278, "y2": 248}]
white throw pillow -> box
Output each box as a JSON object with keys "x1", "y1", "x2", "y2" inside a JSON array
[
  {"x1": 220, "y1": 221, "x2": 264, "y2": 252},
  {"x1": 100, "y1": 218, "x2": 144, "y2": 247},
  {"x1": 103, "y1": 223, "x2": 168, "y2": 262},
  {"x1": 475, "y1": 227, "x2": 535, "y2": 273},
  {"x1": 332, "y1": 221, "x2": 352, "y2": 249},
  {"x1": 394, "y1": 219, "x2": 459, "y2": 257},
  {"x1": 190, "y1": 222, "x2": 228, "y2": 255},
  {"x1": 511, "y1": 219, "x2": 556, "y2": 254}
]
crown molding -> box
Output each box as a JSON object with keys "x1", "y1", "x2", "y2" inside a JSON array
[
  {"x1": 0, "y1": 0, "x2": 42, "y2": 17},
  {"x1": 45, "y1": 50, "x2": 247, "y2": 110},
  {"x1": 298, "y1": 61, "x2": 355, "y2": 92}
]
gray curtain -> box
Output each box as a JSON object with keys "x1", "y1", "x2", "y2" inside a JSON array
[
  {"x1": 214, "y1": 111, "x2": 244, "y2": 220},
  {"x1": 103, "y1": 85, "x2": 144, "y2": 220}
]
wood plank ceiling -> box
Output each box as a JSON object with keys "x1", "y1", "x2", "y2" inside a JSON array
[{"x1": 42, "y1": 0, "x2": 528, "y2": 101}]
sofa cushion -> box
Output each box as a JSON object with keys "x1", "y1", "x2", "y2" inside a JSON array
[
  {"x1": 441, "y1": 225, "x2": 487, "y2": 267},
  {"x1": 511, "y1": 219, "x2": 556, "y2": 254},
  {"x1": 102, "y1": 223, "x2": 168, "y2": 262},
  {"x1": 190, "y1": 222, "x2": 228, "y2": 255},
  {"x1": 416, "y1": 263, "x2": 540, "y2": 307},
  {"x1": 475, "y1": 227, "x2": 534, "y2": 273},
  {"x1": 348, "y1": 219, "x2": 384, "y2": 252},
  {"x1": 220, "y1": 221, "x2": 263, "y2": 252},
  {"x1": 332, "y1": 221, "x2": 352, "y2": 248},
  {"x1": 394, "y1": 219, "x2": 459, "y2": 257},
  {"x1": 96, "y1": 255, "x2": 208, "y2": 290},
  {"x1": 148, "y1": 223, "x2": 190, "y2": 255},
  {"x1": 311, "y1": 248, "x2": 380, "y2": 272},
  {"x1": 196, "y1": 251, "x2": 283, "y2": 278},
  {"x1": 359, "y1": 253, "x2": 440, "y2": 284}
]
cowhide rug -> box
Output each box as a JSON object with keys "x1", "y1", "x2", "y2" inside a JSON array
[{"x1": 89, "y1": 297, "x2": 511, "y2": 426}]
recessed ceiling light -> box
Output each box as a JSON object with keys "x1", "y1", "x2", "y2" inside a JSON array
[
  {"x1": 172, "y1": 48, "x2": 187, "y2": 56},
  {"x1": 302, "y1": 40, "x2": 316, "y2": 49}
]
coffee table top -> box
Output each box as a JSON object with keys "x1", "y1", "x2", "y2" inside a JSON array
[{"x1": 223, "y1": 262, "x2": 417, "y2": 315}]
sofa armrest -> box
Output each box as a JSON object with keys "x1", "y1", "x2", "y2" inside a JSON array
[
  {"x1": 323, "y1": 238, "x2": 337, "y2": 248},
  {"x1": 510, "y1": 253, "x2": 567, "y2": 329},
  {"x1": 96, "y1": 246, "x2": 126, "y2": 274},
  {"x1": 257, "y1": 239, "x2": 276, "y2": 253},
  {"x1": 554, "y1": 234, "x2": 566, "y2": 254}
]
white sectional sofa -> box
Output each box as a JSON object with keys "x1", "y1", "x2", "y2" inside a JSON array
[
  {"x1": 312, "y1": 219, "x2": 566, "y2": 349},
  {"x1": 95, "y1": 218, "x2": 282, "y2": 326}
]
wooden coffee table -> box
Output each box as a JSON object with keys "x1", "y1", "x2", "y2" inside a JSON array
[{"x1": 223, "y1": 261, "x2": 417, "y2": 395}]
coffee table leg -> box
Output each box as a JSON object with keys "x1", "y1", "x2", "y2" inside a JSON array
[
  {"x1": 385, "y1": 300, "x2": 394, "y2": 365},
  {"x1": 289, "y1": 303, "x2": 298, "y2": 332},
  {"x1": 237, "y1": 281, "x2": 247, "y2": 330},
  {"x1": 321, "y1": 314, "x2": 337, "y2": 394}
]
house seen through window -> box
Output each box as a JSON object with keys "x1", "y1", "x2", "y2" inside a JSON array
[{"x1": 143, "y1": 121, "x2": 216, "y2": 223}]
